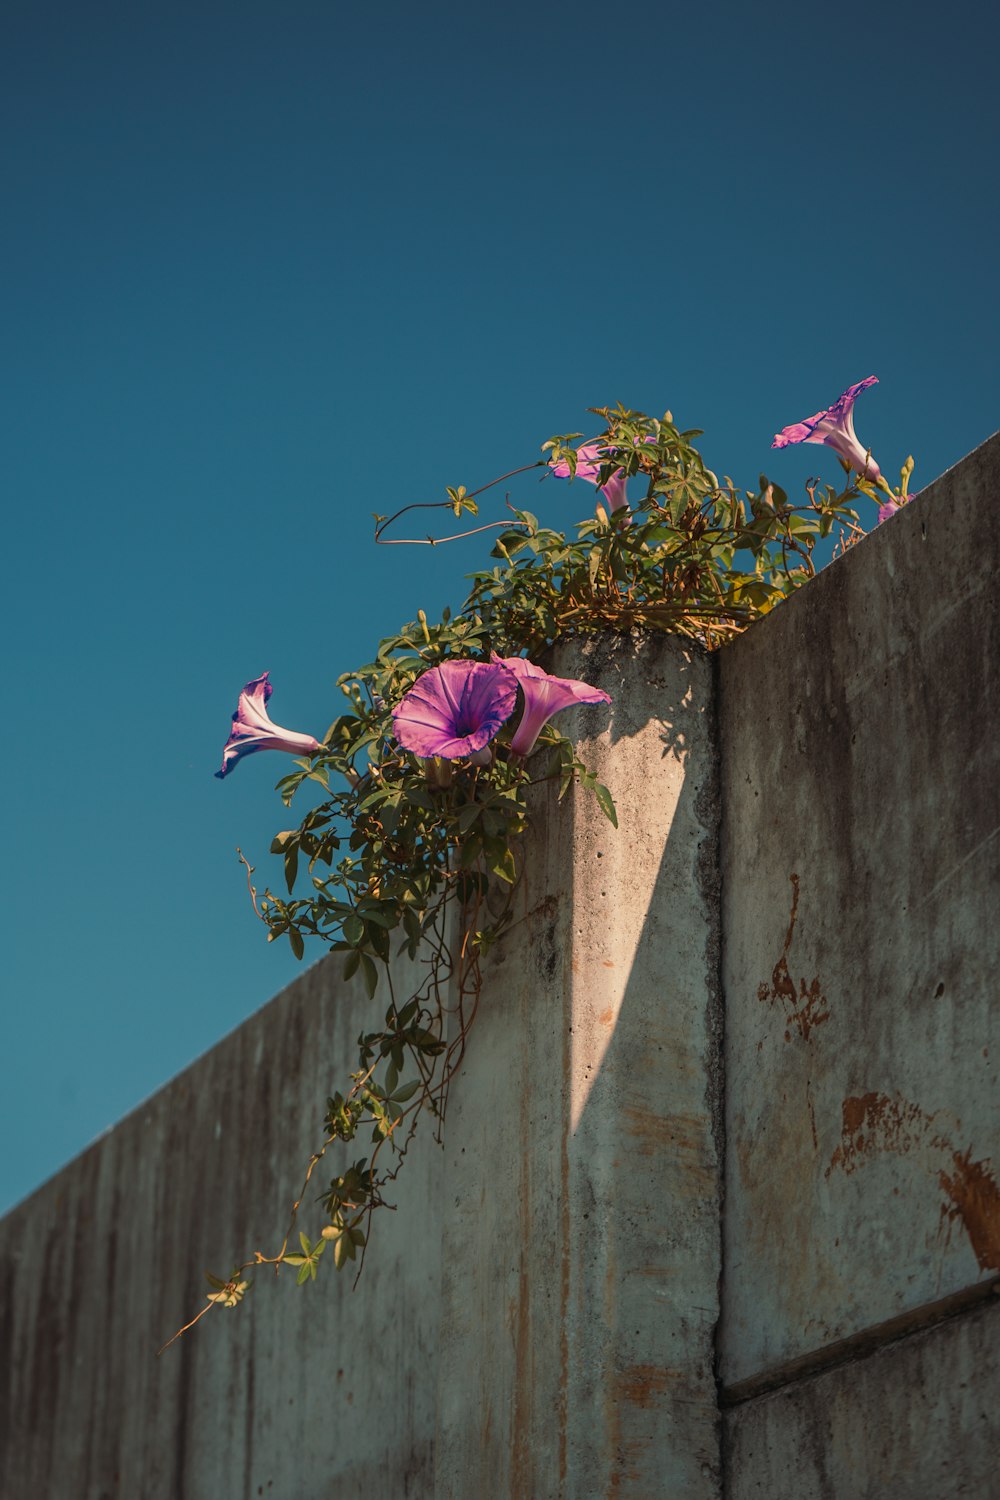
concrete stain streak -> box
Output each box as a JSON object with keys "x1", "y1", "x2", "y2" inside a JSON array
[
  {"x1": 617, "y1": 1364, "x2": 679, "y2": 1409},
  {"x1": 558, "y1": 952, "x2": 571, "y2": 1494},
  {"x1": 756, "y1": 874, "x2": 831, "y2": 1043},
  {"x1": 826, "y1": 1092, "x2": 944, "y2": 1174},
  {"x1": 938, "y1": 1150, "x2": 1000, "y2": 1272},
  {"x1": 827, "y1": 1092, "x2": 1000, "y2": 1273},
  {"x1": 622, "y1": 1105, "x2": 678, "y2": 1157},
  {"x1": 511, "y1": 1098, "x2": 534, "y2": 1499}
]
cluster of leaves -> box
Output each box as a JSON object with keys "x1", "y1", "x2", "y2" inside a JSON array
[
  {"x1": 465, "y1": 405, "x2": 882, "y2": 652},
  {"x1": 171, "y1": 403, "x2": 914, "y2": 1347}
]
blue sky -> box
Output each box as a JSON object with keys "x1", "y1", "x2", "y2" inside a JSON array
[{"x1": 3, "y1": 0, "x2": 998, "y2": 1212}]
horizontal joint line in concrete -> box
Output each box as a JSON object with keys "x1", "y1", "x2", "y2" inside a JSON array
[{"x1": 720, "y1": 1276, "x2": 1000, "y2": 1407}]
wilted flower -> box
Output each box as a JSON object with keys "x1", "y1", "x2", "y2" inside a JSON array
[
  {"x1": 549, "y1": 441, "x2": 631, "y2": 515},
  {"x1": 772, "y1": 376, "x2": 881, "y2": 479},
  {"x1": 216, "y1": 672, "x2": 322, "y2": 779},
  {"x1": 878, "y1": 489, "x2": 918, "y2": 524},
  {"x1": 492, "y1": 654, "x2": 611, "y2": 757},
  {"x1": 392, "y1": 659, "x2": 518, "y2": 761}
]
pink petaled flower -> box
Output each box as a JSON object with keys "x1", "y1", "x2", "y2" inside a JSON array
[
  {"x1": 772, "y1": 376, "x2": 881, "y2": 479},
  {"x1": 216, "y1": 672, "x2": 322, "y2": 779},
  {"x1": 392, "y1": 659, "x2": 518, "y2": 761},
  {"x1": 549, "y1": 441, "x2": 631, "y2": 516},
  {"x1": 492, "y1": 654, "x2": 611, "y2": 757}
]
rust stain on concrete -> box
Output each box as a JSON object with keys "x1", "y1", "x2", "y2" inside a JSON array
[
  {"x1": 621, "y1": 1107, "x2": 711, "y2": 1169},
  {"x1": 603, "y1": 1241, "x2": 622, "y2": 1497},
  {"x1": 617, "y1": 1364, "x2": 677, "y2": 1409},
  {"x1": 598, "y1": 1006, "x2": 615, "y2": 1028},
  {"x1": 558, "y1": 965, "x2": 571, "y2": 1493},
  {"x1": 828, "y1": 1091, "x2": 1000, "y2": 1272},
  {"x1": 938, "y1": 1149, "x2": 1000, "y2": 1271},
  {"x1": 622, "y1": 1105, "x2": 674, "y2": 1156},
  {"x1": 757, "y1": 874, "x2": 831, "y2": 1043},
  {"x1": 511, "y1": 1096, "x2": 534, "y2": 1500},
  {"x1": 826, "y1": 1091, "x2": 941, "y2": 1175}
]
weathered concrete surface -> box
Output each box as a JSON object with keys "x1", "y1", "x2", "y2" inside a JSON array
[
  {"x1": 718, "y1": 431, "x2": 1000, "y2": 1387},
  {"x1": 724, "y1": 1295, "x2": 1000, "y2": 1499},
  {"x1": 6, "y1": 432, "x2": 1000, "y2": 1497},
  {"x1": 435, "y1": 634, "x2": 724, "y2": 1499},
  {"x1": 0, "y1": 955, "x2": 443, "y2": 1499}
]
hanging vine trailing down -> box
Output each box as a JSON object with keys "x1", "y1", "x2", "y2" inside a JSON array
[{"x1": 162, "y1": 384, "x2": 916, "y2": 1350}]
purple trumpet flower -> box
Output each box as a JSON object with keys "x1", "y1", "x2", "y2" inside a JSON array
[
  {"x1": 392, "y1": 658, "x2": 519, "y2": 761},
  {"x1": 549, "y1": 441, "x2": 631, "y2": 516},
  {"x1": 492, "y1": 654, "x2": 612, "y2": 757},
  {"x1": 216, "y1": 672, "x2": 322, "y2": 779},
  {"x1": 877, "y1": 497, "x2": 900, "y2": 524},
  {"x1": 772, "y1": 376, "x2": 881, "y2": 479}
]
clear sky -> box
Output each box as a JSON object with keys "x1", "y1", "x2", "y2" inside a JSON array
[{"x1": 3, "y1": 0, "x2": 998, "y2": 1213}]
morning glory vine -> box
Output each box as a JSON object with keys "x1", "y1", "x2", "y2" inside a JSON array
[{"x1": 163, "y1": 381, "x2": 916, "y2": 1348}]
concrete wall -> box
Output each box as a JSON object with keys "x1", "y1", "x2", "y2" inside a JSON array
[
  {"x1": 718, "y1": 429, "x2": 1000, "y2": 1493},
  {"x1": 2, "y1": 431, "x2": 998, "y2": 1498},
  {"x1": 0, "y1": 955, "x2": 445, "y2": 1499},
  {"x1": 435, "y1": 635, "x2": 723, "y2": 1498}
]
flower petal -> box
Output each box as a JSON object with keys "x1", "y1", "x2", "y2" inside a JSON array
[
  {"x1": 493, "y1": 655, "x2": 612, "y2": 757},
  {"x1": 548, "y1": 441, "x2": 606, "y2": 483},
  {"x1": 549, "y1": 436, "x2": 654, "y2": 517},
  {"x1": 771, "y1": 377, "x2": 880, "y2": 479},
  {"x1": 216, "y1": 672, "x2": 321, "y2": 778},
  {"x1": 392, "y1": 659, "x2": 518, "y2": 760}
]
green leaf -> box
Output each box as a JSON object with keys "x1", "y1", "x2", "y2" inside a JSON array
[
  {"x1": 594, "y1": 783, "x2": 618, "y2": 828},
  {"x1": 359, "y1": 953, "x2": 379, "y2": 1000},
  {"x1": 457, "y1": 803, "x2": 482, "y2": 834},
  {"x1": 342, "y1": 913, "x2": 363, "y2": 946},
  {"x1": 460, "y1": 833, "x2": 484, "y2": 868},
  {"x1": 288, "y1": 927, "x2": 305, "y2": 961}
]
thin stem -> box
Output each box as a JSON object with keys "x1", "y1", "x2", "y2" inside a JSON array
[
  {"x1": 376, "y1": 518, "x2": 530, "y2": 547},
  {"x1": 374, "y1": 462, "x2": 544, "y2": 545}
]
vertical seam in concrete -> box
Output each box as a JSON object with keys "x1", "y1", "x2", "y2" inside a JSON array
[
  {"x1": 703, "y1": 647, "x2": 729, "y2": 1496},
  {"x1": 559, "y1": 927, "x2": 571, "y2": 1494}
]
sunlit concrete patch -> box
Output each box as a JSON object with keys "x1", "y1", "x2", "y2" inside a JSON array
[
  {"x1": 567, "y1": 698, "x2": 691, "y2": 1131},
  {"x1": 435, "y1": 633, "x2": 724, "y2": 1500}
]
